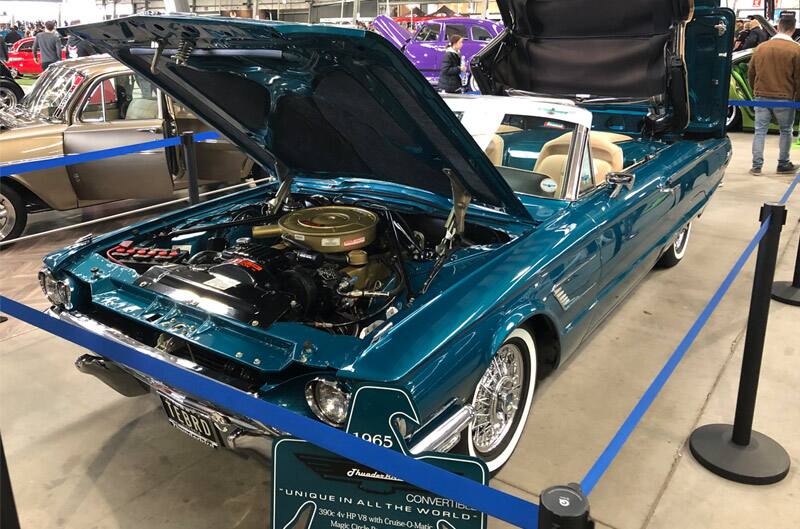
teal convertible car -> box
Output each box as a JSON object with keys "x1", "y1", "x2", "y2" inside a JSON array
[{"x1": 40, "y1": 1, "x2": 733, "y2": 473}]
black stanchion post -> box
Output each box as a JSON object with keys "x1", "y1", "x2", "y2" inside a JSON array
[
  {"x1": 771, "y1": 231, "x2": 800, "y2": 306},
  {"x1": 180, "y1": 131, "x2": 200, "y2": 205},
  {"x1": 538, "y1": 483, "x2": 594, "y2": 529},
  {"x1": 1, "y1": 434, "x2": 21, "y2": 529},
  {"x1": 689, "y1": 202, "x2": 790, "y2": 485}
]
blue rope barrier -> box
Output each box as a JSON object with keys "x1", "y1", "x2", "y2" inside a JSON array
[
  {"x1": 580, "y1": 171, "x2": 800, "y2": 495},
  {"x1": 0, "y1": 131, "x2": 220, "y2": 177},
  {"x1": 0, "y1": 102, "x2": 794, "y2": 178},
  {"x1": 0, "y1": 296, "x2": 540, "y2": 529},
  {"x1": 729, "y1": 100, "x2": 800, "y2": 109}
]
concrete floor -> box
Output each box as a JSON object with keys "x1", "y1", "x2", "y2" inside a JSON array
[{"x1": 1, "y1": 133, "x2": 798, "y2": 529}]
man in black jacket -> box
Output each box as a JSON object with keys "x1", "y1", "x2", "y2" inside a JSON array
[
  {"x1": 3, "y1": 27, "x2": 22, "y2": 46},
  {"x1": 742, "y1": 19, "x2": 769, "y2": 50},
  {"x1": 438, "y1": 35, "x2": 466, "y2": 94},
  {"x1": 66, "y1": 22, "x2": 97, "y2": 59}
]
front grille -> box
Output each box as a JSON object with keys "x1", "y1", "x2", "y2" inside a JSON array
[{"x1": 84, "y1": 306, "x2": 269, "y2": 392}]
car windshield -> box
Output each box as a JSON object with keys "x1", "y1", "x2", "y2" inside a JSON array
[
  {"x1": 487, "y1": 115, "x2": 580, "y2": 199},
  {"x1": 21, "y1": 67, "x2": 85, "y2": 121}
]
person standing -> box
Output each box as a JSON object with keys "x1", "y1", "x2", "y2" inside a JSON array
[
  {"x1": 748, "y1": 15, "x2": 800, "y2": 175},
  {"x1": 438, "y1": 35, "x2": 466, "y2": 94},
  {"x1": 4, "y1": 26, "x2": 22, "y2": 46},
  {"x1": 66, "y1": 21, "x2": 96, "y2": 58},
  {"x1": 742, "y1": 19, "x2": 769, "y2": 50},
  {"x1": 31, "y1": 21, "x2": 62, "y2": 72}
]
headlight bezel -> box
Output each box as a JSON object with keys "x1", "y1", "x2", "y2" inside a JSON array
[
  {"x1": 38, "y1": 268, "x2": 73, "y2": 310},
  {"x1": 305, "y1": 377, "x2": 352, "y2": 427}
]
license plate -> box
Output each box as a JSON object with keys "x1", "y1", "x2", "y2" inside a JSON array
[{"x1": 160, "y1": 395, "x2": 220, "y2": 448}]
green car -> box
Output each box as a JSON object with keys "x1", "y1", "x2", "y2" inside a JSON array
[{"x1": 728, "y1": 48, "x2": 800, "y2": 132}]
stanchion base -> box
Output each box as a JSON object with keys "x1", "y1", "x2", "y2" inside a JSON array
[
  {"x1": 771, "y1": 281, "x2": 800, "y2": 306},
  {"x1": 689, "y1": 424, "x2": 790, "y2": 485}
]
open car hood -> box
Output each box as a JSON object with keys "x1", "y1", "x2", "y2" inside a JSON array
[
  {"x1": 63, "y1": 16, "x2": 532, "y2": 221},
  {"x1": 474, "y1": 0, "x2": 735, "y2": 136}
]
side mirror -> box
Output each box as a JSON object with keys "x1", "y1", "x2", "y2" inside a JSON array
[{"x1": 607, "y1": 172, "x2": 635, "y2": 198}]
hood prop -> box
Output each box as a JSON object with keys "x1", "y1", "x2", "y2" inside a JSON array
[
  {"x1": 267, "y1": 160, "x2": 293, "y2": 215},
  {"x1": 436, "y1": 169, "x2": 472, "y2": 255},
  {"x1": 150, "y1": 40, "x2": 165, "y2": 74},
  {"x1": 421, "y1": 169, "x2": 472, "y2": 295}
]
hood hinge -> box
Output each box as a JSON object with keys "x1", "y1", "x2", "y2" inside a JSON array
[{"x1": 436, "y1": 168, "x2": 472, "y2": 255}]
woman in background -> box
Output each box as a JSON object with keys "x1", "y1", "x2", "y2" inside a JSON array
[{"x1": 438, "y1": 35, "x2": 466, "y2": 94}]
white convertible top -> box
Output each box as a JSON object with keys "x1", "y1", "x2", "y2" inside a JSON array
[
  {"x1": 443, "y1": 93, "x2": 593, "y2": 153},
  {"x1": 443, "y1": 93, "x2": 593, "y2": 128}
]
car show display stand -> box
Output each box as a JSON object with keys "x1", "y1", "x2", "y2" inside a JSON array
[
  {"x1": 0, "y1": 435, "x2": 20, "y2": 529},
  {"x1": 690, "y1": 203, "x2": 791, "y2": 485},
  {"x1": 272, "y1": 386, "x2": 489, "y2": 529},
  {"x1": 538, "y1": 483, "x2": 594, "y2": 529}
]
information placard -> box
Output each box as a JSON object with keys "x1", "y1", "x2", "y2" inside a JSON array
[{"x1": 272, "y1": 386, "x2": 488, "y2": 529}]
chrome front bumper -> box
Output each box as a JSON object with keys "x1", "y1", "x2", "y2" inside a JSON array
[
  {"x1": 49, "y1": 308, "x2": 279, "y2": 458},
  {"x1": 48, "y1": 308, "x2": 474, "y2": 458}
]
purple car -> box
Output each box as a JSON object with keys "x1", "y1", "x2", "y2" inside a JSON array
[{"x1": 372, "y1": 16, "x2": 503, "y2": 92}]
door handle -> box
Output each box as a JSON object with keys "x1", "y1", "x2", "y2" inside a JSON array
[{"x1": 136, "y1": 127, "x2": 162, "y2": 134}]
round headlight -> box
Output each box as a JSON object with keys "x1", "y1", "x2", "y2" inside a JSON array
[
  {"x1": 305, "y1": 378, "x2": 351, "y2": 427},
  {"x1": 38, "y1": 268, "x2": 73, "y2": 309}
]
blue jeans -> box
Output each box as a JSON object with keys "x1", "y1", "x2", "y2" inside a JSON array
[{"x1": 752, "y1": 97, "x2": 796, "y2": 168}]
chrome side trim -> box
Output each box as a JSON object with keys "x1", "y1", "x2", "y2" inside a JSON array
[{"x1": 409, "y1": 405, "x2": 474, "y2": 455}]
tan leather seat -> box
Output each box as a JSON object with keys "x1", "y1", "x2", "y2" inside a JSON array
[
  {"x1": 484, "y1": 135, "x2": 505, "y2": 166},
  {"x1": 483, "y1": 125, "x2": 523, "y2": 166},
  {"x1": 534, "y1": 131, "x2": 629, "y2": 189},
  {"x1": 496, "y1": 124, "x2": 522, "y2": 134}
]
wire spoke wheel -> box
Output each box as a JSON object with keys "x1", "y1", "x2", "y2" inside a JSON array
[
  {"x1": 460, "y1": 328, "x2": 537, "y2": 473},
  {"x1": 472, "y1": 343, "x2": 524, "y2": 453}
]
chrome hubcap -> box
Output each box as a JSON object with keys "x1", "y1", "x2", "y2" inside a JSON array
[
  {"x1": 0, "y1": 193, "x2": 17, "y2": 240},
  {"x1": 471, "y1": 343, "x2": 524, "y2": 453},
  {"x1": 726, "y1": 106, "x2": 737, "y2": 127},
  {"x1": 674, "y1": 226, "x2": 689, "y2": 253},
  {"x1": 0, "y1": 87, "x2": 18, "y2": 109}
]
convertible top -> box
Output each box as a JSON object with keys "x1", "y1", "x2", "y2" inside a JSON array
[{"x1": 480, "y1": 0, "x2": 694, "y2": 99}]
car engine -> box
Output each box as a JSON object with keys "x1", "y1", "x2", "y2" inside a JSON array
[{"x1": 102, "y1": 196, "x2": 423, "y2": 336}]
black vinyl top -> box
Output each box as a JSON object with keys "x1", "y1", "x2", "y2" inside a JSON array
[{"x1": 483, "y1": 0, "x2": 694, "y2": 99}]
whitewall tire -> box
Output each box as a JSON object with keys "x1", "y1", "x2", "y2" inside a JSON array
[
  {"x1": 459, "y1": 328, "x2": 536, "y2": 474},
  {"x1": 657, "y1": 222, "x2": 692, "y2": 268}
]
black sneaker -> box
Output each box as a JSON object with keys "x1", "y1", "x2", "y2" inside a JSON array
[
  {"x1": 776, "y1": 162, "x2": 799, "y2": 174},
  {"x1": 749, "y1": 167, "x2": 762, "y2": 175}
]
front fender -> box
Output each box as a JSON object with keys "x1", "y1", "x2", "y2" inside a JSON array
[{"x1": 345, "y1": 223, "x2": 574, "y2": 384}]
